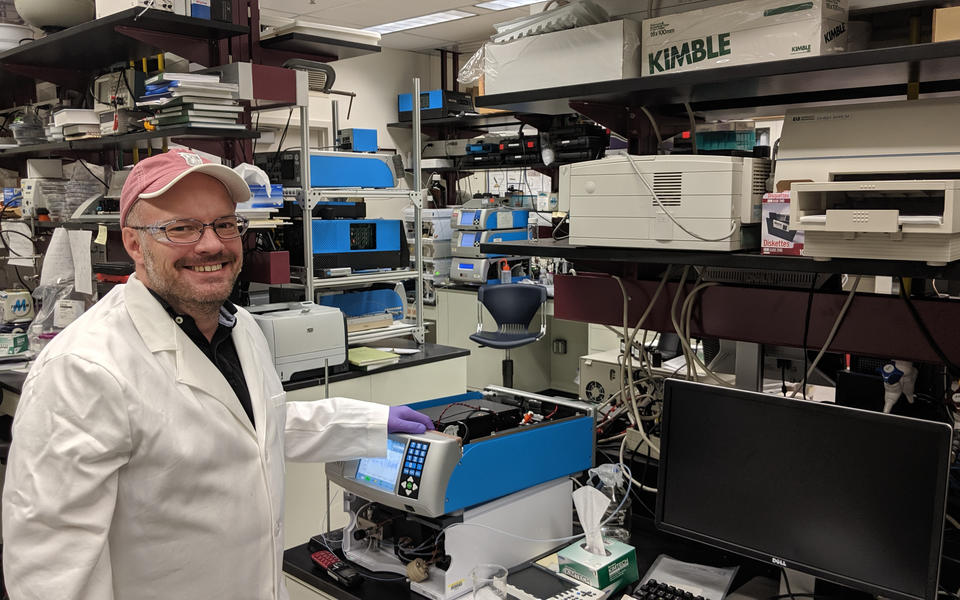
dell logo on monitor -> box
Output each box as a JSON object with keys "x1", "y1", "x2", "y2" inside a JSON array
[{"x1": 772, "y1": 557, "x2": 787, "y2": 568}]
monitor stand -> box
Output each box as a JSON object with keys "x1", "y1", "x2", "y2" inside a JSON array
[{"x1": 781, "y1": 569, "x2": 874, "y2": 600}]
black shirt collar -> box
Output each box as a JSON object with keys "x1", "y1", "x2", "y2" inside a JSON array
[{"x1": 147, "y1": 289, "x2": 238, "y2": 331}]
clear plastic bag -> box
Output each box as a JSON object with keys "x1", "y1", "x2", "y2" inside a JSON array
[
  {"x1": 457, "y1": 46, "x2": 485, "y2": 86},
  {"x1": 28, "y1": 278, "x2": 91, "y2": 353}
]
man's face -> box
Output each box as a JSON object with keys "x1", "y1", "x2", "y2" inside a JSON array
[{"x1": 121, "y1": 173, "x2": 243, "y2": 313}]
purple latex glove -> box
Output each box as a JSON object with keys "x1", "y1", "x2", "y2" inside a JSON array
[{"x1": 388, "y1": 406, "x2": 436, "y2": 434}]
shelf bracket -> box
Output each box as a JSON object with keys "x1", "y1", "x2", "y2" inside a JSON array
[{"x1": 115, "y1": 25, "x2": 216, "y2": 67}]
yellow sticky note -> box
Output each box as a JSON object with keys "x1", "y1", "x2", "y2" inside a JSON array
[{"x1": 94, "y1": 225, "x2": 107, "y2": 245}]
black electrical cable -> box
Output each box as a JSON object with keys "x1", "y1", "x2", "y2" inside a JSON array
[
  {"x1": 272, "y1": 108, "x2": 294, "y2": 168},
  {"x1": 898, "y1": 276, "x2": 960, "y2": 379},
  {"x1": 71, "y1": 157, "x2": 108, "y2": 188},
  {"x1": 0, "y1": 202, "x2": 36, "y2": 292},
  {"x1": 781, "y1": 567, "x2": 797, "y2": 600},
  {"x1": 801, "y1": 275, "x2": 817, "y2": 400}
]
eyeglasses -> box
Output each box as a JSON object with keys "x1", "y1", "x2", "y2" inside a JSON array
[{"x1": 128, "y1": 215, "x2": 249, "y2": 244}]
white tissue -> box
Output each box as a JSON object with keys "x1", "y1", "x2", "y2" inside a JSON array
[
  {"x1": 573, "y1": 485, "x2": 610, "y2": 556},
  {"x1": 233, "y1": 163, "x2": 273, "y2": 197}
]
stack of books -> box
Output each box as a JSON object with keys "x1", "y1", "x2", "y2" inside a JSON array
[
  {"x1": 347, "y1": 347, "x2": 401, "y2": 371},
  {"x1": 140, "y1": 72, "x2": 245, "y2": 131}
]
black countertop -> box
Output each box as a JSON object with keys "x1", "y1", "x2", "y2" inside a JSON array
[
  {"x1": 282, "y1": 521, "x2": 778, "y2": 600},
  {"x1": 282, "y1": 340, "x2": 470, "y2": 393},
  {"x1": 0, "y1": 370, "x2": 27, "y2": 395},
  {"x1": 0, "y1": 341, "x2": 469, "y2": 397}
]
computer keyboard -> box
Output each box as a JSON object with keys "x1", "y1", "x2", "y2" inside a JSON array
[{"x1": 632, "y1": 579, "x2": 707, "y2": 600}]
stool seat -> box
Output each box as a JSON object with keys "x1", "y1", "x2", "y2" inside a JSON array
[
  {"x1": 469, "y1": 330, "x2": 541, "y2": 350},
  {"x1": 471, "y1": 283, "x2": 547, "y2": 387}
]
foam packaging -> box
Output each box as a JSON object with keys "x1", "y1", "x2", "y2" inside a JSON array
[{"x1": 641, "y1": 0, "x2": 848, "y2": 77}]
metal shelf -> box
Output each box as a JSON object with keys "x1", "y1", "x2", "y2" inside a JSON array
[
  {"x1": 387, "y1": 113, "x2": 521, "y2": 130},
  {"x1": 0, "y1": 8, "x2": 248, "y2": 103},
  {"x1": 0, "y1": 127, "x2": 259, "y2": 158},
  {"x1": 306, "y1": 188, "x2": 421, "y2": 210},
  {"x1": 259, "y1": 32, "x2": 380, "y2": 61},
  {"x1": 479, "y1": 238, "x2": 960, "y2": 279},
  {"x1": 474, "y1": 40, "x2": 960, "y2": 116},
  {"x1": 312, "y1": 270, "x2": 417, "y2": 289},
  {"x1": 348, "y1": 322, "x2": 419, "y2": 345}
]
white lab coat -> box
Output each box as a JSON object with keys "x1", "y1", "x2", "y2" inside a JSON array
[{"x1": 2, "y1": 275, "x2": 388, "y2": 600}]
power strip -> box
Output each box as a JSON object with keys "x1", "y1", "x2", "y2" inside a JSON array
[{"x1": 624, "y1": 428, "x2": 660, "y2": 460}]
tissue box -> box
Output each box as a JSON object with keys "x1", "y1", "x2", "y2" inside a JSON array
[
  {"x1": 761, "y1": 192, "x2": 803, "y2": 255},
  {"x1": 558, "y1": 538, "x2": 639, "y2": 593},
  {"x1": 642, "y1": 0, "x2": 847, "y2": 77}
]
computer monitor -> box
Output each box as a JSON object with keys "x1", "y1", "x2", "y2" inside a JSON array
[{"x1": 656, "y1": 380, "x2": 952, "y2": 600}]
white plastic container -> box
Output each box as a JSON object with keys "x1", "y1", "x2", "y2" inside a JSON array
[
  {"x1": 484, "y1": 19, "x2": 641, "y2": 96},
  {"x1": 0, "y1": 23, "x2": 31, "y2": 51},
  {"x1": 641, "y1": 0, "x2": 848, "y2": 77}
]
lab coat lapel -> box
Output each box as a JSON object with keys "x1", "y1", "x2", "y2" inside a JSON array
[
  {"x1": 123, "y1": 275, "x2": 256, "y2": 439},
  {"x1": 233, "y1": 324, "x2": 268, "y2": 448},
  {"x1": 176, "y1": 334, "x2": 256, "y2": 438}
]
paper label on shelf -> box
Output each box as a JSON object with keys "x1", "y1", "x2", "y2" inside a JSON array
[{"x1": 94, "y1": 225, "x2": 108, "y2": 245}]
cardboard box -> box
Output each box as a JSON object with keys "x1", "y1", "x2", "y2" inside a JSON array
[
  {"x1": 762, "y1": 192, "x2": 803, "y2": 255},
  {"x1": 483, "y1": 19, "x2": 641, "y2": 96},
  {"x1": 558, "y1": 538, "x2": 639, "y2": 593},
  {"x1": 934, "y1": 7, "x2": 960, "y2": 42},
  {"x1": 642, "y1": 0, "x2": 848, "y2": 77}
]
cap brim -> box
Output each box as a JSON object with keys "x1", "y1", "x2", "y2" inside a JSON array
[{"x1": 138, "y1": 163, "x2": 251, "y2": 206}]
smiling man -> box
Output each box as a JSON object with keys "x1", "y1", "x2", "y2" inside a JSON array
[{"x1": 1, "y1": 151, "x2": 434, "y2": 600}]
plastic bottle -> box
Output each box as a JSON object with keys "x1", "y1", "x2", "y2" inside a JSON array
[
  {"x1": 499, "y1": 261, "x2": 511, "y2": 284},
  {"x1": 591, "y1": 464, "x2": 632, "y2": 543}
]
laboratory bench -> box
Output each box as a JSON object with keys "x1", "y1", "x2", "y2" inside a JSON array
[
  {"x1": 281, "y1": 520, "x2": 782, "y2": 600},
  {"x1": 282, "y1": 340, "x2": 469, "y2": 393}
]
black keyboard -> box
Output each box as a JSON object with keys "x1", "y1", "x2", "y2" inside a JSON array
[{"x1": 633, "y1": 579, "x2": 707, "y2": 600}]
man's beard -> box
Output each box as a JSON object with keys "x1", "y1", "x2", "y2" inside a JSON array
[{"x1": 141, "y1": 244, "x2": 240, "y2": 316}]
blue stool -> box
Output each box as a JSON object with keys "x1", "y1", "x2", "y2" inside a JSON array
[{"x1": 468, "y1": 284, "x2": 547, "y2": 388}]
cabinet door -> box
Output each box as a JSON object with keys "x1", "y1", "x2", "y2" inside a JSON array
[{"x1": 284, "y1": 575, "x2": 338, "y2": 600}]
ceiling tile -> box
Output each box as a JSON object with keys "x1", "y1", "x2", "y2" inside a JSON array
[
  {"x1": 259, "y1": 0, "x2": 354, "y2": 13},
  {"x1": 307, "y1": 1, "x2": 479, "y2": 27}
]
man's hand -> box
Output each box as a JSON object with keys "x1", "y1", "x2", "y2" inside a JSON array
[{"x1": 387, "y1": 406, "x2": 435, "y2": 434}]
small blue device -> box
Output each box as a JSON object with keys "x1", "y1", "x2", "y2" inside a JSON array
[
  {"x1": 339, "y1": 128, "x2": 378, "y2": 153},
  {"x1": 311, "y1": 219, "x2": 409, "y2": 270},
  {"x1": 453, "y1": 228, "x2": 529, "y2": 258},
  {"x1": 317, "y1": 288, "x2": 404, "y2": 321},
  {"x1": 309, "y1": 151, "x2": 398, "y2": 188},
  {"x1": 451, "y1": 207, "x2": 530, "y2": 231},
  {"x1": 397, "y1": 90, "x2": 473, "y2": 121}
]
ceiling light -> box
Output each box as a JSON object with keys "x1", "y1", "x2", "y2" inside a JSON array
[
  {"x1": 365, "y1": 10, "x2": 475, "y2": 34},
  {"x1": 475, "y1": 0, "x2": 542, "y2": 10}
]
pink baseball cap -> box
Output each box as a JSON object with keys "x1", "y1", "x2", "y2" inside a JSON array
[{"x1": 119, "y1": 151, "x2": 251, "y2": 227}]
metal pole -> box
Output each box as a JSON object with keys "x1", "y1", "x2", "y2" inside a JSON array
[
  {"x1": 412, "y1": 78, "x2": 425, "y2": 344},
  {"x1": 331, "y1": 99, "x2": 340, "y2": 150},
  {"x1": 300, "y1": 102, "x2": 313, "y2": 301}
]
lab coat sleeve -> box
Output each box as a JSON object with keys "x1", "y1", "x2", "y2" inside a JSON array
[
  {"x1": 283, "y1": 397, "x2": 388, "y2": 462},
  {"x1": 2, "y1": 354, "x2": 132, "y2": 600}
]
